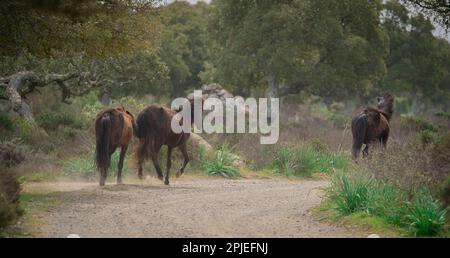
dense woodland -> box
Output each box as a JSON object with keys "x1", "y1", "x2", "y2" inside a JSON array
[
  {"x1": 0, "y1": 0, "x2": 450, "y2": 237},
  {"x1": 1, "y1": 0, "x2": 450, "y2": 119}
]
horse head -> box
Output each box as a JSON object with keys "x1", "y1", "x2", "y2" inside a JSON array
[{"x1": 377, "y1": 93, "x2": 394, "y2": 120}]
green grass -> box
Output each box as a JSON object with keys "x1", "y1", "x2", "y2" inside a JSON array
[
  {"x1": 63, "y1": 151, "x2": 129, "y2": 180},
  {"x1": 200, "y1": 144, "x2": 240, "y2": 178},
  {"x1": 270, "y1": 143, "x2": 349, "y2": 177},
  {"x1": 326, "y1": 172, "x2": 448, "y2": 237},
  {"x1": 406, "y1": 191, "x2": 447, "y2": 237},
  {"x1": 435, "y1": 111, "x2": 450, "y2": 119}
]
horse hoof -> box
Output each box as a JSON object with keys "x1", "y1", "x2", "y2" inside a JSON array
[
  {"x1": 158, "y1": 175, "x2": 164, "y2": 181},
  {"x1": 164, "y1": 181, "x2": 170, "y2": 186},
  {"x1": 175, "y1": 172, "x2": 181, "y2": 178}
]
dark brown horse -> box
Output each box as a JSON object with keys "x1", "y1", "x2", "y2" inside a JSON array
[
  {"x1": 351, "y1": 94, "x2": 394, "y2": 160},
  {"x1": 95, "y1": 107, "x2": 135, "y2": 186},
  {"x1": 135, "y1": 100, "x2": 198, "y2": 185}
]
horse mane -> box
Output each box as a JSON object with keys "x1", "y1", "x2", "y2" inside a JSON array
[{"x1": 363, "y1": 107, "x2": 389, "y2": 121}]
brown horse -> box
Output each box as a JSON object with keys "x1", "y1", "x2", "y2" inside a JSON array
[
  {"x1": 351, "y1": 94, "x2": 394, "y2": 160},
  {"x1": 135, "y1": 100, "x2": 198, "y2": 185},
  {"x1": 95, "y1": 107, "x2": 135, "y2": 186}
]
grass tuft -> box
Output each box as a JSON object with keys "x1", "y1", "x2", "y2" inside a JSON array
[{"x1": 201, "y1": 144, "x2": 240, "y2": 178}]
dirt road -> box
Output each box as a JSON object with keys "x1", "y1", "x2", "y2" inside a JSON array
[{"x1": 24, "y1": 177, "x2": 361, "y2": 238}]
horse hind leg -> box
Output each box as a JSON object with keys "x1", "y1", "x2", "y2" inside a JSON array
[
  {"x1": 100, "y1": 168, "x2": 107, "y2": 186},
  {"x1": 362, "y1": 145, "x2": 369, "y2": 158},
  {"x1": 176, "y1": 142, "x2": 189, "y2": 178},
  {"x1": 117, "y1": 145, "x2": 128, "y2": 185},
  {"x1": 150, "y1": 142, "x2": 164, "y2": 181},
  {"x1": 164, "y1": 147, "x2": 173, "y2": 185}
]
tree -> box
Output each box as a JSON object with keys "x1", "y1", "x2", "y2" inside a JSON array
[
  {"x1": 0, "y1": 0, "x2": 167, "y2": 119},
  {"x1": 159, "y1": 1, "x2": 210, "y2": 97},
  {"x1": 209, "y1": 0, "x2": 388, "y2": 101},
  {"x1": 403, "y1": 0, "x2": 450, "y2": 29},
  {"x1": 382, "y1": 0, "x2": 450, "y2": 110}
]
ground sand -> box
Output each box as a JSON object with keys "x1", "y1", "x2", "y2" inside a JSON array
[{"x1": 24, "y1": 176, "x2": 362, "y2": 238}]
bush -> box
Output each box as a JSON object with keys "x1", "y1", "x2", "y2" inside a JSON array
[
  {"x1": 201, "y1": 144, "x2": 240, "y2": 178},
  {"x1": 406, "y1": 190, "x2": 447, "y2": 237},
  {"x1": 270, "y1": 143, "x2": 348, "y2": 177},
  {"x1": 0, "y1": 141, "x2": 25, "y2": 167},
  {"x1": 435, "y1": 111, "x2": 450, "y2": 119},
  {"x1": 327, "y1": 172, "x2": 447, "y2": 236},
  {"x1": 0, "y1": 112, "x2": 13, "y2": 131},
  {"x1": 37, "y1": 110, "x2": 85, "y2": 132},
  {"x1": 400, "y1": 115, "x2": 438, "y2": 132},
  {"x1": 328, "y1": 173, "x2": 377, "y2": 215},
  {"x1": 12, "y1": 118, "x2": 50, "y2": 147},
  {"x1": 0, "y1": 168, "x2": 23, "y2": 231}
]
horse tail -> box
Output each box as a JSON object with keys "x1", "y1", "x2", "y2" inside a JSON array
[
  {"x1": 96, "y1": 113, "x2": 112, "y2": 171},
  {"x1": 352, "y1": 115, "x2": 367, "y2": 160},
  {"x1": 134, "y1": 110, "x2": 151, "y2": 164}
]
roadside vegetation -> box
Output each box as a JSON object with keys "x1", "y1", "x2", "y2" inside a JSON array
[{"x1": 1, "y1": 0, "x2": 450, "y2": 237}]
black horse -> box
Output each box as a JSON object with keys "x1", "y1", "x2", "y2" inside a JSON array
[
  {"x1": 351, "y1": 94, "x2": 395, "y2": 160},
  {"x1": 134, "y1": 99, "x2": 199, "y2": 185}
]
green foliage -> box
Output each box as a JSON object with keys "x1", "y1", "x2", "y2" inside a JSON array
[
  {"x1": 159, "y1": 1, "x2": 210, "y2": 97},
  {"x1": 270, "y1": 143, "x2": 349, "y2": 177},
  {"x1": 400, "y1": 115, "x2": 438, "y2": 132},
  {"x1": 210, "y1": 0, "x2": 388, "y2": 99},
  {"x1": 12, "y1": 118, "x2": 49, "y2": 146},
  {"x1": 435, "y1": 111, "x2": 450, "y2": 119},
  {"x1": 406, "y1": 190, "x2": 447, "y2": 236},
  {"x1": 0, "y1": 112, "x2": 13, "y2": 131},
  {"x1": 201, "y1": 144, "x2": 240, "y2": 178},
  {"x1": 37, "y1": 110, "x2": 85, "y2": 132},
  {"x1": 328, "y1": 173, "x2": 377, "y2": 215},
  {"x1": 63, "y1": 152, "x2": 128, "y2": 180},
  {"x1": 0, "y1": 168, "x2": 23, "y2": 231},
  {"x1": 327, "y1": 172, "x2": 447, "y2": 236},
  {"x1": 382, "y1": 1, "x2": 450, "y2": 107}
]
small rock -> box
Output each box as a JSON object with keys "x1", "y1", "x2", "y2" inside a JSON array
[
  {"x1": 67, "y1": 234, "x2": 81, "y2": 238},
  {"x1": 367, "y1": 234, "x2": 380, "y2": 238}
]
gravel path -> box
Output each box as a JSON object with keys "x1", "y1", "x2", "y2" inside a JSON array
[{"x1": 24, "y1": 177, "x2": 361, "y2": 238}]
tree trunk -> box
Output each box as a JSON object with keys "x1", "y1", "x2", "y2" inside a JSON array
[
  {"x1": 5, "y1": 72, "x2": 39, "y2": 122},
  {"x1": 1, "y1": 70, "x2": 97, "y2": 121}
]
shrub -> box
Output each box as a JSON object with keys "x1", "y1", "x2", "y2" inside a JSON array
[
  {"x1": 406, "y1": 190, "x2": 447, "y2": 237},
  {"x1": 37, "y1": 110, "x2": 85, "y2": 132},
  {"x1": 400, "y1": 115, "x2": 438, "y2": 132},
  {"x1": 327, "y1": 172, "x2": 447, "y2": 236},
  {"x1": 0, "y1": 112, "x2": 13, "y2": 131},
  {"x1": 0, "y1": 168, "x2": 23, "y2": 231},
  {"x1": 435, "y1": 111, "x2": 450, "y2": 119},
  {"x1": 12, "y1": 118, "x2": 49, "y2": 146},
  {"x1": 0, "y1": 141, "x2": 25, "y2": 167},
  {"x1": 201, "y1": 144, "x2": 240, "y2": 178},
  {"x1": 328, "y1": 173, "x2": 376, "y2": 214},
  {"x1": 270, "y1": 143, "x2": 349, "y2": 177}
]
